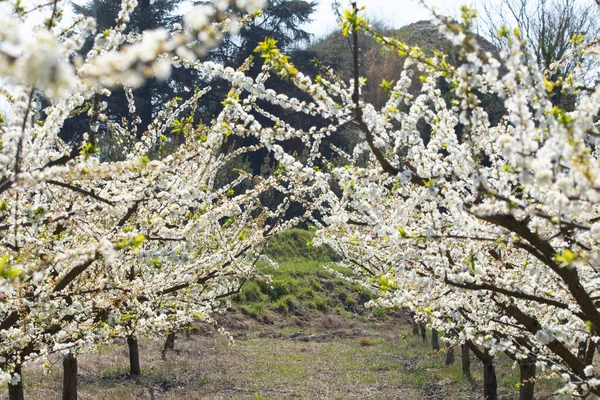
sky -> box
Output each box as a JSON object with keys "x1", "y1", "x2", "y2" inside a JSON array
[{"x1": 303, "y1": 0, "x2": 479, "y2": 38}]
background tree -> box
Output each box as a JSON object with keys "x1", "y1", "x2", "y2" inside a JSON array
[{"x1": 481, "y1": 0, "x2": 600, "y2": 109}]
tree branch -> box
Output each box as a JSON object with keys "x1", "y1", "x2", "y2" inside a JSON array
[{"x1": 47, "y1": 180, "x2": 114, "y2": 205}]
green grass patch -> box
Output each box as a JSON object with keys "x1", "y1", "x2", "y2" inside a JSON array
[
  {"x1": 233, "y1": 259, "x2": 382, "y2": 321},
  {"x1": 264, "y1": 228, "x2": 341, "y2": 263}
]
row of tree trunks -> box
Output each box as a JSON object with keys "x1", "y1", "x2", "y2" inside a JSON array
[
  {"x1": 6, "y1": 328, "x2": 554, "y2": 400},
  {"x1": 8, "y1": 333, "x2": 158, "y2": 400},
  {"x1": 409, "y1": 319, "x2": 544, "y2": 400}
]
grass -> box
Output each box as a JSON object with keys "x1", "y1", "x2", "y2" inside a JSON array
[
  {"x1": 232, "y1": 259, "x2": 378, "y2": 324},
  {"x1": 14, "y1": 318, "x2": 567, "y2": 399},
  {"x1": 263, "y1": 228, "x2": 341, "y2": 263}
]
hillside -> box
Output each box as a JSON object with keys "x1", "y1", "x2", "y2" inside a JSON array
[{"x1": 309, "y1": 19, "x2": 501, "y2": 114}]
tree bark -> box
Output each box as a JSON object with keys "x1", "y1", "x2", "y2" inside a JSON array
[
  {"x1": 584, "y1": 339, "x2": 595, "y2": 366},
  {"x1": 409, "y1": 312, "x2": 419, "y2": 336},
  {"x1": 127, "y1": 335, "x2": 141, "y2": 376},
  {"x1": 432, "y1": 329, "x2": 440, "y2": 351},
  {"x1": 8, "y1": 364, "x2": 24, "y2": 400},
  {"x1": 445, "y1": 345, "x2": 455, "y2": 366},
  {"x1": 62, "y1": 352, "x2": 77, "y2": 400},
  {"x1": 483, "y1": 348, "x2": 498, "y2": 400},
  {"x1": 420, "y1": 323, "x2": 427, "y2": 342},
  {"x1": 161, "y1": 332, "x2": 175, "y2": 359},
  {"x1": 578, "y1": 340, "x2": 587, "y2": 361},
  {"x1": 519, "y1": 356, "x2": 536, "y2": 400},
  {"x1": 461, "y1": 343, "x2": 471, "y2": 377}
]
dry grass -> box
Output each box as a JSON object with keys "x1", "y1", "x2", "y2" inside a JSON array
[{"x1": 4, "y1": 317, "x2": 565, "y2": 400}]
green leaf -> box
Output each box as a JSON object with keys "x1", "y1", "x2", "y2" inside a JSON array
[
  {"x1": 379, "y1": 79, "x2": 395, "y2": 93},
  {"x1": 0, "y1": 254, "x2": 20, "y2": 279},
  {"x1": 555, "y1": 249, "x2": 576, "y2": 265}
]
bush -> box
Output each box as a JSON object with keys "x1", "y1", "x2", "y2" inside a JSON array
[{"x1": 274, "y1": 295, "x2": 296, "y2": 314}]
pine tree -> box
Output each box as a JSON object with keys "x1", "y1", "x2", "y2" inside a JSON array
[{"x1": 67, "y1": 0, "x2": 190, "y2": 157}]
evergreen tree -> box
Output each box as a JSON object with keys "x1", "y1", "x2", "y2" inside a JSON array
[
  {"x1": 195, "y1": 0, "x2": 318, "y2": 121},
  {"x1": 67, "y1": 0, "x2": 190, "y2": 156}
]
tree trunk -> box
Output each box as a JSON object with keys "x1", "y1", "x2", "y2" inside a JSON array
[
  {"x1": 8, "y1": 364, "x2": 24, "y2": 400},
  {"x1": 585, "y1": 339, "x2": 595, "y2": 366},
  {"x1": 409, "y1": 312, "x2": 419, "y2": 336},
  {"x1": 461, "y1": 343, "x2": 471, "y2": 377},
  {"x1": 62, "y1": 352, "x2": 77, "y2": 400},
  {"x1": 483, "y1": 348, "x2": 498, "y2": 400},
  {"x1": 445, "y1": 345, "x2": 455, "y2": 366},
  {"x1": 431, "y1": 329, "x2": 440, "y2": 351},
  {"x1": 420, "y1": 323, "x2": 427, "y2": 342},
  {"x1": 161, "y1": 332, "x2": 176, "y2": 359},
  {"x1": 127, "y1": 335, "x2": 141, "y2": 376},
  {"x1": 519, "y1": 356, "x2": 536, "y2": 400}
]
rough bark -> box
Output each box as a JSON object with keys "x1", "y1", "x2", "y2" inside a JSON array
[
  {"x1": 584, "y1": 339, "x2": 595, "y2": 366},
  {"x1": 62, "y1": 352, "x2": 77, "y2": 400},
  {"x1": 445, "y1": 345, "x2": 455, "y2": 366},
  {"x1": 578, "y1": 341, "x2": 587, "y2": 361},
  {"x1": 410, "y1": 313, "x2": 419, "y2": 336},
  {"x1": 412, "y1": 323, "x2": 419, "y2": 336},
  {"x1": 432, "y1": 329, "x2": 440, "y2": 351},
  {"x1": 519, "y1": 356, "x2": 536, "y2": 400},
  {"x1": 461, "y1": 343, "x2": 471, "y2": 377},
  {"x1": 420, "y1": 323, "x2": 427, "y2": 342},
  {"x1": 8, "y1": 364, "x2": 24, "y2": 400},
  {"x1": 161, "y1": 332, "x2": 176, "y2": 359},
  {"x1": 127, "y1": 335, "x2": 141, "y2": 376},
  {"x1": 483, "y1": 348, "x2": 498, "y2": 400}
]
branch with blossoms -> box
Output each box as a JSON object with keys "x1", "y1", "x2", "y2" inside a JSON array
[{"x1": 233, "y1": 2, "x2": 600, "y2": 396}]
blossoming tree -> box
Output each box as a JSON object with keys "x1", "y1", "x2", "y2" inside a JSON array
[
  {"x1": 0, "y1": 0, "x2": 310, "y2": 399},
  {"x1": 227, "y1": 3, "x2": 600, "y2": 398},
  {"x1": 4, "y1": 0, "x2": 600, "y2": 398}
]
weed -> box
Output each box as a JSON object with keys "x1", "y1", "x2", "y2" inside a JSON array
[
  {"x1": 278, "y1": 326, "x2": 302, "y2": 335},
  {"x1": 357, "y1": 337, "x2": 377, "y2": 347},
  {"x1": 240, "y1": 302, "x2": 266, "y2": 319},
  {"x1": 274, "y1": 294, "x2": 296, "y2": 314},
  {"x1": 371, "y1": 307, "x2": 390, "y2": 319}
]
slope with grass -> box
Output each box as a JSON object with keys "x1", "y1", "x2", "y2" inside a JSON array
[{"x1": 225, "y1": 229, "x2": 395, "y2": 327}]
